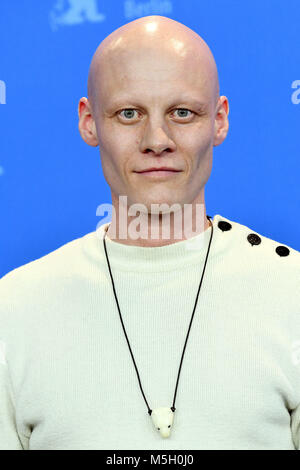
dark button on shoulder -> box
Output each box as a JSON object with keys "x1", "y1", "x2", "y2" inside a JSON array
[
  {"x1": 218, "y1": 221, "x2": 232, "y2": 232},
  {"x1": 275, "y1": 245, "x2": 290, "y2": 257},
  {"x1": 247, "y1": 233, "x2": 261, "y2": 246}
]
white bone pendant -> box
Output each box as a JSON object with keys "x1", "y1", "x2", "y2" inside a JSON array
[{"x1": 150, "y1": 407, "x2": 175, "y2": 438}]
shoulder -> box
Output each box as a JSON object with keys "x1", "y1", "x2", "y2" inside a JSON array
[
  {"x1": 213, "y1": 213, "x2": 300, "y2": 288},
  {"x1": 214, "y1": 213, "x2": 299, "y2": 260},
  {"x1": 0, "y1": 230, "x2": 97, "y2": 314},
  {"x1": 2, "y1": 231, "x2": 96, "y2": 282},
  {"x1": 0, "y1": 229, "x2": 102, "y2": 350}
]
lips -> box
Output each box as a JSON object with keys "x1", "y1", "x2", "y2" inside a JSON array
[
  {"x1": 135, "y1": 167, "x2": 181, "y2": 173},
  {"x1": 134, "y1": 168, "x2": 182, "y2": 179}
]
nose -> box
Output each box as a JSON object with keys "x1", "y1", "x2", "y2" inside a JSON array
[{"x1": 140, "y1": 120, "x2": 176, "y2": 156}]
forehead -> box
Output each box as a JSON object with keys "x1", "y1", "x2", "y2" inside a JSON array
[{"x1": 96, "y1": 46, "x2": 214, "y2": 107}]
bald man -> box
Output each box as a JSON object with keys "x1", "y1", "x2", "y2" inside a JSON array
[
  {"x1": 0, "y1": 16, "x2": 300, "y2": 451},
  {"x1": 79, "y1": 15, "x2": 228, "y2": 246}
]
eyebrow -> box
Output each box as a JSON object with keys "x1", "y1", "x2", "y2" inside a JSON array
[
  {"x1": 106, "y1": 96, "x2": 208, "y2": 111},
  {"x1": 170, "y1": 97, "x2": 208, "y2": 110}
]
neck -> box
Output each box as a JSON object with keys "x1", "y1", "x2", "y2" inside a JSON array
[{"x1": 106, "y1": 201, "x2": 211, "y2": 248}]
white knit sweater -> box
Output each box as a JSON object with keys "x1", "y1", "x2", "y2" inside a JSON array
[{"x1": 0, "y1": 213, "x2": 299, "y2": 450}]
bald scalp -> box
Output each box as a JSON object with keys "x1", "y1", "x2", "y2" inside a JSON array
[{"x1": 87, "y1": 15, "x2": 220, "y2": 116}]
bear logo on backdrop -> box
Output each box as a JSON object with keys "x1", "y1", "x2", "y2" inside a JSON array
[
  {"x1": 49, "y1": 0, "x2": 106, "y2": 31},
  {"x1": 49, "y1": 0, "x2": 174, "y2": 29}
]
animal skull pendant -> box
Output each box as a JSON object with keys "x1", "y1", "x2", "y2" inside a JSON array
[{"x1": 150, "y1": 407, "x2": 175, "y2": 438}]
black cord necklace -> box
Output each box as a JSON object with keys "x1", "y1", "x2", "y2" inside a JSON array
[{"x1": 102, "y1": 215, "x2": 214, "y2": 438}]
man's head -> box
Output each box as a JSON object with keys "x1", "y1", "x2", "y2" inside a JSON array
[{"x1": 78, "y1": 15, "x2": 229, "y2": 215}]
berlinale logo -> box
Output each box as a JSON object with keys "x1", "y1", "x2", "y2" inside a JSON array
[{"x1": 49, "y1": 0, "x2": 106, "y2": 31}]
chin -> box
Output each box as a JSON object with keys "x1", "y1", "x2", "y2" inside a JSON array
[
  {"x1": 147, "y1": 201, "x2": 184, "y2": 216},
  {"x1": 127, "y1": 191, "x2": 184, "y2": 213}
]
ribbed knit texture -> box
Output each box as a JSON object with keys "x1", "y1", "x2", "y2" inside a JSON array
[{"x1": 0, "y1": 213, "x2": 300, "y2": 450}]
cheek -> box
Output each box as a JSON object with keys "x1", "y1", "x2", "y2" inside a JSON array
[
  {"x1": 98, "y1": 119, "x2": 136, "y2": 157},
  {"x1": 176, "y1": 130, "x2": 212, "y2": 168},
  {"x1": 98, "y1": 135, "x2": 133, "y2": 183},
  {"x1": 196, "y1": 131, "x2": 213, "y2": 155},
  {"x1": 99, "y1": 128, "x2": 142, "y2": 181},
  {"x1": 176, "y1": 120, "x2": 213, "y2": 150}
]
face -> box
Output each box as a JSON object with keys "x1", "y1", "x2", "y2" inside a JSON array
[{"x1": 79, "y1": 39, "x2": 229, "y2": 215}]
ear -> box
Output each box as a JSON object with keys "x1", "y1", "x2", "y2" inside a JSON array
[
  {"x1": 213, "y1": 96, "x2": 229, "y2": 147},
  {"x1": 78, "y1": 97, "x2": 99, "y2": 147}
]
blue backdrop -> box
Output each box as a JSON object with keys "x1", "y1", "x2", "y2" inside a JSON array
[{"x1": 0, "y1": 0, "x2": 299, "y2": 278}]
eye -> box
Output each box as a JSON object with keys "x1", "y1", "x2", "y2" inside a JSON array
[
  {"x1": 157, "y1": 428, "x2": 160, "y2": 430},
  {"x1": 118, "y1": 109, "x2": 139, "y2": 120},
  {"x1": 168, "y1": 425, "x2": 171, "y2": 428},
  {"x1": 173, "y1": 108, "x2": 194, "y2": 119},
  {"x1": 118, "y1": 108, "x2": 194, "y2": 121}
]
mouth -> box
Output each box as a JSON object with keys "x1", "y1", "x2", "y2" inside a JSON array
[
  {"x1": 134, "y1": 169, "x2": 182, "y2": 179},
  {"x1": 135, "y1": 167, "x2": 181, "y2": 173}
]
